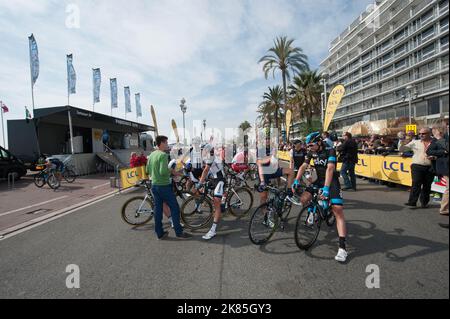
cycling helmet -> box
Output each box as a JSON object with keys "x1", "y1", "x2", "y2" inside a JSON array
[
  {"x1": 305, "y1": 132, "x2": 322, "y2": 145},
  {"x1": 168, "y1": 159, "x2": 177, "y2": 170},
  {"x1": 185, "y1": 161, "x2": 193, "y2": 172},
  {"x1": 293, "y1": 139, "x2": 302, "y2": 145}
]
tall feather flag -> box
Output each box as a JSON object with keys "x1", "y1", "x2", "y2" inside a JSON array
[
  {"x1": 67, "y1": 54, "x2": 77, "y2": 95},
  {"x1": 110, "y1": 78, "x2": 118, "y2": 109},
  {"x1": 151, "y1": 105, "x2": 159, "y2": 136},
  {"x1": 28, "y1": 34, "x2": 39, "y2": 86},
  {"x1": 124, "y1": 87, "x2": 132, "y2": 113},
  {"x1": 93, "y1": 68, "x2": 101, "y2": 104},
  {"x1": 135, "y1": 93, "x2": 142, "y2": 118}
]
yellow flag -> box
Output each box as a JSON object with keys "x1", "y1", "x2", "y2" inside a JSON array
[
  {"x1": 286, "y1": 110, "x2": 292, "y2": 141},
  {"x1": 323, "y1": 85, "x2": 345, "y2": 132},
  {"x1": 151, "y1": 105, "x2": 159, "y2": 136},
  {"x1": 171, "y1": 119, "x2": 180, "y2": 144}
]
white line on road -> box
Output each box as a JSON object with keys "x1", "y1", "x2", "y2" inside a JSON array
[
  {"x1": 92, "y1": 182, "x2": 111, "y2": 190},
  {"x1": 0, "y1": 196, "x2": 69, "y2": 218}
]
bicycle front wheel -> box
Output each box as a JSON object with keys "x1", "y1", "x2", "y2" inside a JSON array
[
  {"x1": 34, "y1": 173, "x2": 46, "y2": 188},
  {"x1": 227, "y1": 187, "x2": 254, "y2": 218},
  {"x1": 248, "y1": 202, "x2": 279, "y2": 245},
  {"x1": 47, "y1": 173, "x2": 60, "y2": 189},
  {"x1": 294, "y1": 204, "x2": 322, "y2": 251},
  {"x1": 180, "y1": 196, "x2": 213, "y2": 230},
  {"x1": 121, "y1": 196, "x2": 154, "y2": 226}
]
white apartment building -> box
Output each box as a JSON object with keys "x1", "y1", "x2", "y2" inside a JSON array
[{"x1": 320, "y1": 0, "x2": 449, "y2": 130}]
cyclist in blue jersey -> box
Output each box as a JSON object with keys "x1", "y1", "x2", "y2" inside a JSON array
[{"x1": 293, "y1": 132, "x2": 348, "y2": 263}]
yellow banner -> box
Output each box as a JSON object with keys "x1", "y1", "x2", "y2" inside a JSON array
[
  {"x1": 405, "y1": 124, "x2": 417, "y2": 135},
  {"x1": 323, "y1": 85, "x2": 345, "y2": 132},
  {"x1": 286, "y1": 110, "x2": 292, "y2": 141},
  {"x1": 172, "y1": 119, "x2": 180, "y2": 144},
  {"x1": 120, "y1": 166, "x2": 148, "y2": 189},
  {"x1": 151, "y1": 105, "x2": 159, "y2": 136}
]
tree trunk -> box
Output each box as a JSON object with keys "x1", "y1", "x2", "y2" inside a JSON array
[{"x1": 282, "y1": 69, "x2": 287, "y2": 142}]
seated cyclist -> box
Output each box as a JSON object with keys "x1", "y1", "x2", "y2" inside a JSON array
[
  {"x1": 194, "y1": 139, "x2": 227, "y2": 241},
  {"x1": 293, "y1": 132, "x2": 348, "y2": 263},
  {"x1": 46, "y1": 157, "x2": 65, "y2": 180},
  {"x1": 256, "y1": 144, "x2": 295, "y2": 205}
]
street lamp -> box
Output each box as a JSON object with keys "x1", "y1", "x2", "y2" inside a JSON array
[
  {"x1": 405, "y1": 85, "x2": 418, "y2": 124},
  {"x1": 202, "y1": 119, "x2": 206, "y2": 142},
  {"x1": 320, "y1": 72, "x2": 329, "y2": 127},
  {"x1": 180, "y1": 98, "x2": 187, "y2": 145}
]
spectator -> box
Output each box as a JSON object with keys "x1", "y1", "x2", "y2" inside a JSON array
[
  {"x1": 364, "y1": 134, "x2": 382, "y2": 154},
  {"x1": 138, "y1": 152, "x2": 148, "y2": 167},
  {"x1": 102, "y1": 129, "x2": 110, "y2": 151},
  {"x1": 337, "y1": 132, "x2": 359, "y2": 191},
  {"x1": 129, "y1": 152, "x2": 140, "y2": 168},
  {"x1": 376, "y1": 136, "x2": 395, "y2": 155},
  {"x1": 427, "y1": 125, "x2": 449, "y2": 216},
  {"x1": 322, "y1": 131, "x2": 334, "y2": 150},
  {"x1": 407, "y1": 130, "x2": 417, "y2": 141},
  {"x1": 399, "y1": 127, "x2": 435, "y2": 208}
]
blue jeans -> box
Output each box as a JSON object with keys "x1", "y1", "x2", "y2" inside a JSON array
[
  {"x1": 341, "y1": 162, "x2": 356, "y2": 189},
  {"x1": 151, "y1": 185, "x2": 183, "y2": 237}
]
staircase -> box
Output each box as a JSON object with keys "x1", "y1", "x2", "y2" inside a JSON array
[{"x1": 96, "y1": 152, "x2": 127, "y2": 170}]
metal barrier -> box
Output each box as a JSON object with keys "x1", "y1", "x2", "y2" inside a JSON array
[{"x1": 7, "y1": 173, "x2": 15, "y2": 190}]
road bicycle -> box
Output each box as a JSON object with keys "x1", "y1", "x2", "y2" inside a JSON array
[
  {"x1": 294, "y1": 186, "x2": 336, "y2": 250},
  {"x1": 180, "y1": 173, "x2": 254, "y2": 230},
  {"x1": 33, "y1": 167, "x2": 60, "y2": 189},
  {"x1": 121, "y1": 179, "x2": 192, "y2": 226}
]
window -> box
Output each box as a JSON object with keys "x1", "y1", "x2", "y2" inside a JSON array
[
  {"x1": 381, "y1": 40, "x2": 391, "y2": 52},
  {"x1": 421, "y1": 26, "x2": 435, "y2": 42},
  {"x1": 415, "y1": 101, "x2": 428, "y2": 117},
  {"x1": 420, "y1": 9, "x2": 433, "y2": 25},
  {"x1": 423, "y1": 78, "x2": 439, "y2": 93},
  {"x1": 428, "y1": 97, "x2": 441, "y2": 115},
  {"x1": 396, "y1": 106, "x2": 407, "y2": 118},
  {"x1": 422, "y1": 43, "x2": 436, "y2": 59},
  {"x1": 382, "y1": 66, "x2": 393, "y2": 77},
  {"x1": 395, "y1": 43, "x2": 407, "y2": 56},
  {"x1": 378, "y1": 111, "x2": 387, "y2": 120},
  {"x1": 362, "y1": 63, "x2": 372, "y2": 73},
  {"x1": 370, "y1": 112, "x2": 378, "y2": 121},
  {"x1": 440, "y1": 17, "x2": 449, "y2": 31},
  {"x1": 362, "y1": 76, "x2": 372, "y2": 86},
  {"x1": 439, "y1": 0, "x2": 449, "y2": 12},
  {"x1": 362, "y1": 52, "x2": 371, "y2": 62},
  {"x1": 395, "y1": 59, "x2": 408, "y2": 71},
  {"x1": 382, "y1": 52, "x2": 392, "y2": 63},
  {"x1": 394, "y1": 28, "x2": 405, "y2": 42},
  {"x1": 442, "y1": 95, "x2": 449, "y2": 113},
  {"x1": 386, "y1": 109, "x2": 395, "y2": 119},
  {"x1": 441, "y1": 36, "x2": 449, "y2": 50}
]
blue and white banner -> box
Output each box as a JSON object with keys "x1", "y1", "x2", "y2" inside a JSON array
[
  {"x1": 93, "y1": 68, "x2": 101, "y2": 104},
  {"x1": 124, "y1": 86, "x2": 132, "y2": 113},
  {"x1": 67, "y1": 54, "x2": 76, "y2": 94},
  {"x1": 28, "y1": 34, "x2": 39, "y2": 86},
  {"x1": 135, "y1": 93, "x2": 142, "y2": 117},
  {"x1": 110, "y1": 78, "x2": 118, "y2": 109}
]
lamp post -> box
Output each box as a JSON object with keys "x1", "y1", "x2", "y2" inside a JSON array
[
  {"x1": 320, "y1": 72, "x2": 329, "y2": 127},
  {"x1": 180, "y1": 98, "x2": 187, "y2": 146},
  {"x1": 405, "y1": 85, "x2": 417, "y2": 124}
]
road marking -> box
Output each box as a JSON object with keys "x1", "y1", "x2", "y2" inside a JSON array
[
  {"x1": 92, "y1": 182, "x2": 111, "y2": 190},
  {"x1": 0, "y1": 196, "x2": 69, "y2": 218},
  {"x1": 0, "y1": 187, "x2": 136, "y2": 241}
]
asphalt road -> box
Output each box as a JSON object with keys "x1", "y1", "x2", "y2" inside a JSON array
[{"x1": 0, "y1": 179, "x2": 448, "y2": 299}]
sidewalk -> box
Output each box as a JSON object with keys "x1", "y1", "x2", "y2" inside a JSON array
[{"x1": 0, "y1": 173, "x2": 121, "y2": 235}]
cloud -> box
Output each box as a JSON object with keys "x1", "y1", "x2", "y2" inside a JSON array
[{"x1": 0, "y1": 0, "x2": 373, "y2": 146}]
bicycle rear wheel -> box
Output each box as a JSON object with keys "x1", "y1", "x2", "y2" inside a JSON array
[
  {"x1": 180, "y1": 196, "x2": 213, "y2": 230},
  {"x1": 227, "y1": 187, "x2": 254, "y2": 218},
  {"x1": 294, "y1": 204, "x2": 322, "y2": 251},
  {"x1": 121, "y1": 196, "x2": 154, "y2": 226},
  {"x1": 63, "y1": 169, "x2": 76, "y2": 183},
  {"x1": 248, "y1": 202, "x2": 279, "y2": 245}
]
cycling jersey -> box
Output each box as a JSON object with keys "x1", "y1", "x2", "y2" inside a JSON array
[
  {"x1": 47, "y1": 158, "x2": 64, "y2": 171},
  {"x1": 304, "y1": 148, "x2": 343, "y2": 206},
  {"x1": 290, "y1": 148, "x2": 307, "y2": 171}
]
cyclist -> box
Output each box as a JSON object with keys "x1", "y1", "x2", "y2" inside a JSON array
[
  {"x1": 290, "y1": 139, "x2": 307, "y2": 176},
  {"x1": 293, "y1": 132, "x2": 348, "y2": 263},
  {"x1": 46, "y1": 157, "x2": 65, "y2": 180},
  {"x1": 194, "y1": 141, "x2": 227, "y2": 240},
  {"x1": 256, "y1": 144, "x2": 296, "y2": 205}
]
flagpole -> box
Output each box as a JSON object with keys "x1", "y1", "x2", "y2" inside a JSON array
[{"x1": 1, "y1": 101, "x2": 5, "y2": 148}]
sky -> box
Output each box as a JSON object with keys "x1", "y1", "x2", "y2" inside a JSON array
[{"x1": 0, "y1": 0, "x2": 374, "y2": 147}]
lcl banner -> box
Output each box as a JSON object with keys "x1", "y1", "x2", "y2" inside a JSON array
[{"x1": 323, "y1": 85, "x2": 345, "y2": 132}]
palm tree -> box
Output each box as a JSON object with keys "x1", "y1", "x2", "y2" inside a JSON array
[
  {"x1": 238, "y1": 121, "x2": 252, "y2": 133},
  {"x1": 259, "y1": 36, "x2": 309, "y2": 128},
  {"x1": 289, "y1": 69, "x2": 322, "y2": 130},
  {"x1": 260, "y1": 85, "x2": 284, "y2": 134}
]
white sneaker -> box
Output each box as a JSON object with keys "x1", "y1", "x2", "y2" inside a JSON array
[
  {"x1": 335, "y1": 248, "x2": 348, "y2": 263},
  {"x1": 202, "y1": 230, "x2": 217, "y2": 240}
]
